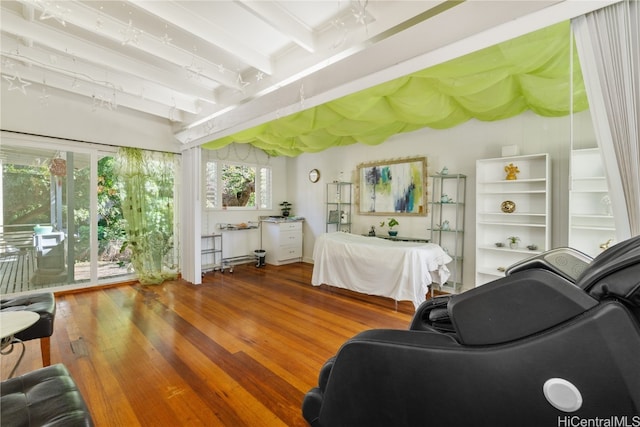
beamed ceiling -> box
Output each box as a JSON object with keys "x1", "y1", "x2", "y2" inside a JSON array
[{"x1": 0, "y1": 1, "x2": 617, "y2": 153}]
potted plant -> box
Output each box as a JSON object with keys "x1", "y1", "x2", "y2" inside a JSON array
[
  {"x1": 279, "y1": 201, "x2": 292, "y2": 217},
  {"x1": 380, "y1": 218, "x2": 399, "y2": 236},
  {"x1": 507, "y1": 236, "x2": 520, "y2": 249}
]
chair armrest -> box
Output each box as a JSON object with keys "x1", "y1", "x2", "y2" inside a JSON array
[{"x1": 409, "y1": 295, "x2": 454, "y2": 333}]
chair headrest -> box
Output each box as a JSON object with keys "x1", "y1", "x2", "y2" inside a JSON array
[{"x1": 450, "y1": 269, "x2": 598, "y2": 346}]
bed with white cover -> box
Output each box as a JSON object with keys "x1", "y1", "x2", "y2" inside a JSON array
[{"x1": 311, "y1": 232, "x2": 452, "y2": 309}]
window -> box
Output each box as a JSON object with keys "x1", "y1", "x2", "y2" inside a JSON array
[{"x1": 204, "y1": 160, "x2": 271, "y2": 210}]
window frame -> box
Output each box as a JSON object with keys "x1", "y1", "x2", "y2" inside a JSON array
[{"x1": 203, "y1": 158, "x2": 272, "y2": 211}]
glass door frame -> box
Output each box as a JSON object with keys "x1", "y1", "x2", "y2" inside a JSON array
[{"x1": 1, "y1": 131, "x2": 134, "y2": 294}]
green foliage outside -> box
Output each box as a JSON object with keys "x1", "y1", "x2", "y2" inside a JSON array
[
  {"x1": 2, "y1": 164, "x2": 53, "y2": 225},
  {"x1": 222, "y1": 164, "x2": 256, "y2": 207}
]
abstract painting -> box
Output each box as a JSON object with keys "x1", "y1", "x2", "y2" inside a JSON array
[{"x1": 356, "y1": 156, "x2": 427, "y2": 216}]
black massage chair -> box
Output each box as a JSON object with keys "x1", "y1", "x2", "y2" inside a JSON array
[{"x1": 302, "y1": 235, "x2": 640, "y2": 426}]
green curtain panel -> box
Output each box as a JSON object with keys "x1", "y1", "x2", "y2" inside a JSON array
[
  {"x1": 203, "y1": 21, "x2": 587, "y2": 157},
  {"x1": 117, "y1": 147, "x2": 179, "y2": 285}
]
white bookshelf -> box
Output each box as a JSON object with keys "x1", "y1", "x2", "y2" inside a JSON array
[
  {"x1": 475, "y1": 153, "x2": 551, "y2": 286},
  {"x1": 569, "y1": 148, "x2": 616, "y2": 257}
]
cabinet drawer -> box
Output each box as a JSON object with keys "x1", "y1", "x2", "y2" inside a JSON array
[
  {"x1": 279, "y1": 221, "x2": 302, "y2": 232},
  {"x1": 279, "y1": 230, "x2": 302, "y2": 247},
  {"x1": 277, "y1": 245, "x2": 302, "y2": 260}
]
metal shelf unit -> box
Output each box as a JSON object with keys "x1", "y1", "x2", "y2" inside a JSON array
[
  {"x1": 326, "y1": 182, "x2": 352, "y2": 233},
  {"x1": 428, "y1": 173, "x2": 466, "y2": 292},
  {"x1": 201, "y1": 234, "x2": 223, "y2": 274}
]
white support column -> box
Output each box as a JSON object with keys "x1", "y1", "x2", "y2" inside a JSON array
[{"x1": 180, "y1": 146, "x2": 202, "y2": 284}]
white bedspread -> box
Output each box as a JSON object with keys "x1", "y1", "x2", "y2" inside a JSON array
[{"x1": 311, "y1": 232, "x2": 452, "y2": 309}]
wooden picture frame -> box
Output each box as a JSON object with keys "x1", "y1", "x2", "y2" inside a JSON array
[{"x1": 356, "y1": 156, "x2": 427, "y2": 216}]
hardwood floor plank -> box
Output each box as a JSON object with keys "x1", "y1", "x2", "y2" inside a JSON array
[{"x1": 1, "y1": 262, "x2": 420, "y2": 426}]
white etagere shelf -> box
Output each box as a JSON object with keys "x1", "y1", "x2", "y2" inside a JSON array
[
  {"x1": 428, "y1": 173, "x2": 466, "y2": 293},
  {"x1": 475, "y1": 153, "x2": 551, "y2": 286},
  {"x1": 569, "y1": 147, "x2": 616, "y2": 257}
]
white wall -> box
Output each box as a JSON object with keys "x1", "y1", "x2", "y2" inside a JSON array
[
  {"x1": 290, "y1": 110, "x2": 596, "y2": 290},
  {"x1": 1, "y1": 80, "x2": 179, "y2": 153}
]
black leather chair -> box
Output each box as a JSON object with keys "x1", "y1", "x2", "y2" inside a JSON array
[
  {"x1": 0, "y1": 363, "x2": 94, "y2": 426},
  {"x1": 1, "y1": 293, "x2": 56, "y2": 366},
  {"x1": 302, "y1": 235, "x2": 640, "y2": 426}
]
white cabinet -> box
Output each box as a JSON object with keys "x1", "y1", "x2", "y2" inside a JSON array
[
  {"x1": 263, "y1": 221, "x2": 303, "y2": 265},
  {"x1": 427, "y1": 173, "x2": 466, "y2": 292},
  {"x1": 569, "y1": 148, "x2": 616, "y2": 257},
  {"x1": 475, "y1": 153, "x2": 551, "y2": 286}
]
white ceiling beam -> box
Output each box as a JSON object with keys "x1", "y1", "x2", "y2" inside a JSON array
[
  {"x1": 2, "y1": 8, "x2": 219, "y2": 104},
  {"x1": 1, "y1": 34, "x2": 202, "y2": 115},
  {"x1": 4, "y1": 61, "x2": 184, "y2": 122},
  {"x1": 14, "y1": 0, "x2": 242, "y2": 91},
  {"x1": 237, "y1": 1, "x2": 316, "y2": 53},
  {"x1": 129, "y1": 0, "x2": 273, "y2": 75}
]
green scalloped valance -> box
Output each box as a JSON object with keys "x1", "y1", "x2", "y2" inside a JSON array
[{"x1": 203, "y1": 21, "x2": 587, "y2": 157}]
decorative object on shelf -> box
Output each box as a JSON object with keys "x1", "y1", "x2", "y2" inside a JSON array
[
  {"x1": 357, "y1": 156, "x2": 427, "y2": 215},
  {"x1": 380, "y1": 218, "x2": 399, "y2": 236},
  {"x1": 217, "y1": 222, "x2": 260, "y2": 230},
  {"x1": 308, "y1": 168, "x2": 320, "y2": 183},
  {"x1": 501, "y1": 200, "x2": 516, "y2": 213},
  {"x1": 440, "y1": 166, "x2": 449, "y2": 175},
  {"x1": 508, "y1": 236, "x2": 520, "y2": 249},
  {"x1": 341, "y1": 211, "x2": 349, "y2": 224},
  {"x1": 441, "y1": 220, "x2": 450, "y2": 231},
  {"x1": 504, "y1": 163, "x2": 520, "y2": 180},
  {"x1": 495, "y1": 242, "x2": 505, "y2": 247},
  {"x1": 527, "y1": 244, "x2": 538, "y2": 251},
  {"x1": 279, "y1": 201, "x2": 292, "y2": 217},
  {"x1": 600, "y1": 238, "x2": 613, "y2": 251},
  {"x1": 328, "y1": 210, "x2": 341, "y2": 224},
  {"x1": 601, "y1": 195, "x2": 612, "y2": 216},
  {"x1": 368, "y1": 225, "x2": 376, "y2": 236},
  {"x1": 441, "y1": 194, "x2": 453, "y2": 203}
]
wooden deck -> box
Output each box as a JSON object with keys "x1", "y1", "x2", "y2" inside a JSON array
[
  {"x1": 1, "y1": 254, "x2": 133, "y2": 296},
  {"x1": 0, "y1": 250, "x2": 38, "y2": 294}
]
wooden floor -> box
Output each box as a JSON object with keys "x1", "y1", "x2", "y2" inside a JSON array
[{"x1": 1, "y1": 262, "x2": 420, "y2": 426}]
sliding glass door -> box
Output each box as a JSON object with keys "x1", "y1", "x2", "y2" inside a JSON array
[{"x1": 1, "y1": 136, "x2": 134, "y2": 295}]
